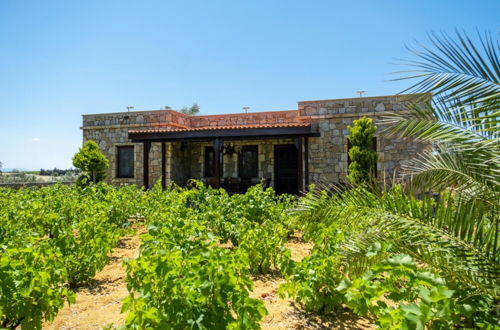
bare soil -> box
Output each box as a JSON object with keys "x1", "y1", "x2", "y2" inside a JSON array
[
  {"x1": 251, "y1": 233, "x2": 375, "y2": 329},
  {"x1": 43, "y1": 227, "x2": 146, "y2": 330},
  {"x1": 44, "y1": 230, "x2": 375, "y2": 329}
]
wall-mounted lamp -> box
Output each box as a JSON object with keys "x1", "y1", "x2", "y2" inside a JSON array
[{"x1": 223, "y1": 142, "x2": 236, "y2": 156}]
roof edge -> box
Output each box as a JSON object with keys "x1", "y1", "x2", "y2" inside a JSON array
[
  {"x1": 297, "y1": 93, "x2": 432, "y2": 104},
  {"x1": 82, "y1": 109, "x2": 298, "y2": 117},
  {"x1": 82, "y1": 109, "x2": 187, "y2": 117},
  {"x1": 128, "y1": 122, "x2": 311, "y2": 134},
  {"x1": 194, "y1": 110, "x2": 298, "y2": 119}
]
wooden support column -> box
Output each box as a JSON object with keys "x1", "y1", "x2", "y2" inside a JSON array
[
  {"x1": 143, "y1": 141, "x2": 151, "y2": 189},
  {"x1": 161, "y1": 141, "x2": 166, "y2": 189},
  {"x1": 304, "y1": 137, "x2": 309, "y2": 188},
  {"x1": 295, "y1": 137, "x2": 304, "y2": 193},
  {"x1": 213, "y1": 139, "x2": 221, "y2": 189}
]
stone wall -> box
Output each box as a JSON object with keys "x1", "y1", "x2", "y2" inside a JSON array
[
  {"x1": 82, "y1": 109, "x2": 186, "y2": 186},
  {"x1": 0, "y1": 182, "x2": 74, "y2": 190},
  {"x1": 81, "y1": 94, "x2": 430, "y2": 189},
  {"x1": 82, "y1": 124, "x2": 143, "y2": 186},
  {"x1": 189, "y1": 110, "x2": 301, "y2": 127},
  {"x1": 170, "y1": 142, "x2": 191, "y2": 186},
  {"x1": 298, "y1": 95, "x2": 430, "y2": 183},
  {"x1": 83, "y1": 109, "x2": 190, "y2": 129}
]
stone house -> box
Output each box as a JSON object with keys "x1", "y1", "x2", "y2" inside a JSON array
[{"x1": 81, "y1": 94, "x2": 428, "y2": 194}]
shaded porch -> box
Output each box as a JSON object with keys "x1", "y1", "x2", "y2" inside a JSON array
[{"x1": 129, "y1": 124, "x2": 319, "y2": 194}]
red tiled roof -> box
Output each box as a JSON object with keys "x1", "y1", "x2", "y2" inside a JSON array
[{"x1": 129, "y1": 122, "x2": 310, "y2": 134}]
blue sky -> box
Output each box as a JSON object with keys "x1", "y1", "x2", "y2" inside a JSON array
[{"x1": 0, "y1": 0, "x2": 498, "y2": 169}]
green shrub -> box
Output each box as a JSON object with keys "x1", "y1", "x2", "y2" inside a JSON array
[
  {"x1": 347, "y1": 116, "x2": 377, "y2": 185},
  {"x1": 0, "y1": 237, "x2": 74, "y2": 329},
  {"x1": 278, "y1": 238, "x2": 345, "y2": 313},
  {"x1": 72, "y1": 140, "x2": 109, "y2": 186},
  {"x1": 123, "y1": 216, "x2": 267, "y2": 329},
  {"x1": 0, "y1": 183, "x2": 143, "y2": 327},
  {"x1": 338, "y1": 254, "x2": 499, "y2": 329},
  {"x1": 237, "y1": 222, "x2": 291, "y2": 274}
]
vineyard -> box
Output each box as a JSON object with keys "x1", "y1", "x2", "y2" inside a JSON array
[{"x1": 1, "y1": 181, "x2": 498, "y2": 329}]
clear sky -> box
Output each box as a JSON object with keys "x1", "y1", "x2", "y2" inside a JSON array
[{"x1": 0, "y1": 0, "x2": 498, "y2": 169}]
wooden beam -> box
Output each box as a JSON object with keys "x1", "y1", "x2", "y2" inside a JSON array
[
  {"x1": 213, "y1": 139, "x2": 221, "y2": 189},
  {"x1": 161, "y1": 141, "x2": 166, "y2": 189},
  {"x1": 143, "y1": 141, "x2": 151, "y2": 189},
  {"x1": 304, "y1": 137, "x2": 309, "y2": 188},
  {"x1": 129, "y1": 126, "x2": 319, "y2": 142},
  {"x1": 295, "y1": 137, "x2": 304, "y2": 193}
]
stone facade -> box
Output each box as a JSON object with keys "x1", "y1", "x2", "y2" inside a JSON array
[
  {"x1": 81, "y1": 94, "x2": 430, "y2": 188},
  {"x1": 298, "y1": 95, "x2": 430, "y2": 183}
]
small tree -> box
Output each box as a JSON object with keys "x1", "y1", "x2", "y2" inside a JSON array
[
  {"x1": 72, "y1": 140, "x2": 109, "y2": 186},
  {"x1": 347, "y1": 117, "x2": 377, "y2": 185},
  {"x1": 179, "y1": 103, "x2": 200, "y2": 116}
]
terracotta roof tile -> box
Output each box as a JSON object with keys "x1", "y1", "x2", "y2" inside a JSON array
[{"x1": 129, "y1": 122, "x2": 310, "y2": 134}]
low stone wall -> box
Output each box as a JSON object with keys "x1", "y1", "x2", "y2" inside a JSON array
[
  {"x1": 82, "y1": 109, "x2": 190, "y2": 129},
  {"x1": 0, "y1": 182, "x2": 74, "y2": 190},
  {"x1": 189, "y1": 110, "x2": 301, "y2": 127}
]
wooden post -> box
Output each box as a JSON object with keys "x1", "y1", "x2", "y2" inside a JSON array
[
  {"x1": 304, "y1": 137, "x2": 309, "y2": 188},
  {"x1": 143, "y1": 141, "x2": 151, "y2": 189},
  {"x1": 161, "y1": 141, "x2": 166, "y2": 189},
  {"x1": 213, "y1": 139, "x2": 221, "y2": 188},
  {"x1": 295, "y1": 137, "x2": 304, "y2": 193}
]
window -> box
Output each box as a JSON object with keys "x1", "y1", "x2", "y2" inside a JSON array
[
  {"x1": 204, "y1": 146, "x2": 222, "y2": 177},
  {"x1": 117, "y1": 146, "x2": 134, "y2": 178},
  {"x1": 238, "y1": 145, "x2": 258, "y2": 178}
]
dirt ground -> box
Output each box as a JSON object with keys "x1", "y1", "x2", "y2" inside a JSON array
[
  {"x1": 43, "y1": 227, "x2": 146, "y2": 330},
  {"x1": 251, "y1": 233, "x2": 375, "y2": 330},
  {"x1": 44, "y1": 230, "x2": 374, "y2": 330}
]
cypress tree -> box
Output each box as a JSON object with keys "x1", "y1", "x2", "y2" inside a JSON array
[{"x1": 347, "y1": 117, "x2": 378, "y2": 185}]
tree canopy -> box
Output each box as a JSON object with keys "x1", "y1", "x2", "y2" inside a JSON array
[{"x1": 72, "y1": 140, "x2": 109, "y2": 186}]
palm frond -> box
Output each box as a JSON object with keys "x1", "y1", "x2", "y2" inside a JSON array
[
  {"x1": 393, "y1": 30, "x2": 500, "y2": 106},
  {"x1": 401, "y1": 144, "x2": 500, "y2": 203},
  {"x1": 295, "y1": 185, "x2": 500, "y2": 294},
  {"x1": 383, "y1": 96, "x2": 500, "y2": 145},
  {"x1": 384, "y1": 31, "x2": 499, "y2": 194}
]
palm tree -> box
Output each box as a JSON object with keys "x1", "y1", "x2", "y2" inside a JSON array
[
  {"x1": 293, "y1": 30, "x2": 499, "y2": 304},
  {"x1": 385, "y1": 30, "x2": 499, "y2": 206},
  {"x1": 296, "y1": 185, "x2": 498, "y2": 292}
]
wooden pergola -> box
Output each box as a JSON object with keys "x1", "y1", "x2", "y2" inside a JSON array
[{"x1": 128, "y1": 124, "x2": 319, "y2": 192}]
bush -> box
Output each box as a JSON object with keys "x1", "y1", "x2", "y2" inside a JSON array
[
  {"x1": 338, "y1": 254, "x2": 499, "y2": 329},
  {"x1": 123, "y1": 212, "x2": 267, "y2": 329},
  {"x1": 72, "y1": 141, "x2": 109, "y2": 186},
  {"x1": 0, "y1": 183, "x2": 143, "y2": 328},
  {"x1": 347, "y1": 117, "x2": 377, "y2": 185},
  {"x1": 237, "y1": 223, "x2": 290, "y2": 274}
]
